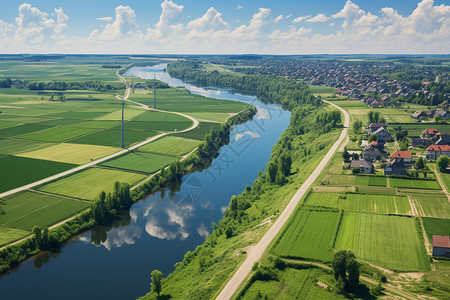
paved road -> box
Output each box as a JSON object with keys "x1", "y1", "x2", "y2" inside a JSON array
[
  {"x1": 0, "y1": 71, "x2": 199, "y2": 199},
  {"x1": 215, "y1": 100, "x2": 350, "y2": 300}
]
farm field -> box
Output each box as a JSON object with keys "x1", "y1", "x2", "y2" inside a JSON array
[
  {"x1": 304, "y1": 192, "x2": 411, "y2": 215},
  {"x1": 389, "y1": 178, "x2": 441, "y2": 190},
  {"x1": 271, "y1": 209, "x2": 340, "y2": 262},
  {"x1": 138, "y1": 136, "x2": 202, "y2": 156},
  {"x1": 185, "y1": 112, "x2": 230, "y2": 123},
  {"x1": 16, "y1": 143, "x2": 120, "y2": 164},
  {"x1": 68, "y1": 127, "x2": 158, "y2": 147},
  {"x1": 439, "y1": 172, "x2": 450, "y2": 192},
  {"x1": 101, "y1": 151, "x2": 177, "y2": 174},
  {"x1": 73, "y1": 120, "x2": 119, "y2": 129},
  {"x1": 94, "y1": 107, "x2": 145, "y2": 121},
  {"x1": 175, "y1": 121, "x2": 221, "y2": 141},
  {"x1": 321, "y1": 174, "x2": 387, "y2": 187},
  {"x1": 124, "y1": 119, "x2": 192, "y2": 132},
  {"x1": 0, "y1": 156, "x2": 76, "y2": 193},
  {"x1": 0, "y1": 123, "x2": 51, "y2": 138},
  {"x1": 335, "y1": 212, "x2": 428, "y2": 271},
  {"x1": 38, "y1": 167, "x2": 146, "y2": 200},
  {"x1": 392, "y1": 124, "x2": 450, "y2": 137},
  {"x1": 0, "y1": 139, "x2": 53, "y2": 155},
  {"x1": 0, "y1": 226, "x2": 30, "y2": 246},
  {"x1": 410, "y1": 193, "x2": 450, "y2": 219},
  {"x1": 422, "y1": 217, "x2": 450, "y2": 243},
  {"x1": 45, "y1": 111, "x2": 109, "y2": 120},
  {"x1": 19, "y1": 126, "x2": 98, "y2": 142},
  {"x1": 0, "y1": 191, "x2": 90, "y2": 231}
]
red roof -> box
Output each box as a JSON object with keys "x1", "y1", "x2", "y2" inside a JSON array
[
  {"x1": 370, "y1": 141, "x2": 378, "y2": 146},
  {"x1": 433, "y1": 235, "x2": 450, "y2": 248},
  {"x1": 422, "y1": 128, "x2": 438, "y2": 135},
  {"x1": 427, "y1": 145, "x2": 450, "y2": 151},
  {"x1": 390, "y1": 151, "x2": 412, "y2": 159}
]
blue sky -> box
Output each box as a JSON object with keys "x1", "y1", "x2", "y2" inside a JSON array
[{"x1": 0, "y1": 0, "x2": 449, "y2": 54}]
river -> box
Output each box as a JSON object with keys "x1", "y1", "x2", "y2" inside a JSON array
[{"x1": 0, "y1": 64, "x2": 291, "y2": 300}]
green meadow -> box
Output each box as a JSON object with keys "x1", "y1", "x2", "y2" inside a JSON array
[
  {"x1": 101, "y1": 151, "x2": 178, "y2": 174},
  {"x1": 138, "y1": 136, "x2": 202, "y2": 156}
]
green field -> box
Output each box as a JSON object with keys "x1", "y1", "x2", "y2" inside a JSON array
[
  {"x1": 422, "y1": 217, "x2": 450, "y2": 244},
  {"x1": 175, "y1": 121, "x2": 221, "y2": 141},
  {"x1": 38, "y1": 167, "x2": 145, "y2": 200},
  {"x1": 335, "y1": 212, "x2": 428, "y2": 271},
  {"x1": 44, "y1": 111, "x2": 110, "y2": 120},
  {"x1": 101, "y1": 151, "x2": 177, "y2": 173},
  {"x1": 304, "y1": 192, "x2": 411, "y2": 215},
  {"x1": 0, "y1": 226, "x2": 30, "y2": 246},
  {"x1": 322, "y1": 174, "x2": 387, "y2": 187},
  {"x1": 440, "y1": 172, "x2": 450, "y2": 192},
  {"x1": 17, "y1": 143, "x2": 120, "y2": 164},
  {"x1": 0, "y1": 120, "x2": 22, "y2": 129},
  {"x1": 185, "y1": 112, "x2": 230, "y2": 123},
  {"x1": 410, "y1": 193, "x2": 450, "y2": 219},
  {"x1": 94, "y1": 108, "x2": 145, "y2": 121},
  {"x1": 73, "y1": 120, "x2": 119, "y2": 129},
  {"x1": 0, "y1": 123, "x2": 51, "y2": 137},
  {"x1": 124, "y1": 120, "x2": 192, "y2": 132},
  {"x1": 393, "y1": 124, "x2": 450, "y2": 137},
  {"x1": 19, "y1": 126, "x2": 98, "y2": 142},
  {"x1": 138, "y1": 136, "x2": 202, "y2": 156},
  {"x1": 271, "y1": 209, "x2": 340, "y2": 262},
  {"x1": 0, "y1": 191, "x2": 89, "y2": 231},
  {"x1": 68, "y1": 127, "x2": 158, "y2": 147},
  {"x1": 0, "y1": 156, "x2": 77, "y2": 193},
  {"x1": 389, "y1": 178, "x2": 441, "y2": 190},
  {"x1": 0, "y1": 138, "x2": 53, "y2": 155}
]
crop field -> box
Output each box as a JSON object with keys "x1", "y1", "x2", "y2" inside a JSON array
[
  {"x1": 124, "y1": 120, "x2": 192, "y2": 132},
  {"x1": 45, "y1": 111, "x2": 110, "y2": 120},
  {"x1": 138, "y1": 136, "x2": 202, "y2": 156},
  {"x1": 389, "y1": 178, "x2": 441, "y2": 190},
  {"x1": 0, "y1": 120, "x2": 21, "y2": 129},
  {"x1": 176, "y1": 121, "x2": 221, "y2": 141},
  {"x1": 0, "y1": 123, "x2": 51, "y2": 138},
  {"x1": 73, "y1": 120, "x2": 119, "y2": 129},
  {"x1": 17, "y1": 143, "x2": 120, "y2": 164},
  {"x1": 309, "y1": 85, "x2": 336, "y2": 97},
  {"x1": 38, "y1": 167, "x2": 145, "y2": 200},
  {"x1": 271, "y1": 209, "x2": 340, "y2": 262},
  {"x1": 440, "y1": 172, "x2": 450, "y2": 192},
  {"x1": 184, "y1": 112, "x2": 230, "y2": 123},
  {"x1": 328, "y1": 100, "x2": 366, "y2": 108},
  {"x1": 19, "y1": 126, "x2": 98, "y2": 142},
  {"x1": 94, "y1": 107, "x2": 145, "y2": 121},
  {"x1": 322, "y1": 174, "x2": 387, "y2": 187},
  {"x1": 393, "y1": 124, "x2": 450, "y2": 137},
  {"x1": 0, "y1": 156, "x2": 76, "y2": 193},
  {"x1": 0, "y1": 191, "x2": 90, "y2": 231},
  {"x1": 132, "y1": 110, "x2": 191, "y2": 123},
  {"x1": 68, "y1": 127, "x2": 158, "y2": 147},
  {"x1": 422, "y1": 217, "x2": 450, "y2": 243},
  {"x1": 335, "y1": 212, "x2": 428, "y2": 271},
  {"x1": 101, "y1": 151, "x2": 177, "y2": 173},
  {"x1": 0, "y1": 139, "x2": 52, "y2": 155},
  {"x1": 37, "y1": 118, "x2": 84, "y2": 127},
  {"x1": 410, "y1": 193, "x2": 450, "y2": 219},
  {"x1": 304, "y1": 192, "x2": 411, "y2": 215},
  {"x1": 0, "y1": 226, "x2": 30, "y2": 246}
]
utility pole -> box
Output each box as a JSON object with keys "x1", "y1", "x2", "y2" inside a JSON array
[{"x1": 121, "y1": 100, "x2": 124, "y2": 148}]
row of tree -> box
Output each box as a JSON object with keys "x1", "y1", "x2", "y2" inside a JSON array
[{"x1": 27, "y1": 80, "x2": 121, "y2": 92}]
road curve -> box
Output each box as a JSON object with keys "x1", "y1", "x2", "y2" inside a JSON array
[{"x1": 215, "y1": 100, "x2": 349, "y2": 300}]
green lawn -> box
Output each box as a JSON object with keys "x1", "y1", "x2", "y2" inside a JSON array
[
  {"x1": 271, "y1": 209, "x2": 341, "y2": 262},
  {"x1": 0, "y1": 155, "x2": 77, "y2": 193},
  {"x1": 0, "y1": 226, "x2": 30, "y2": 246},
  {"x1": 389, "y1": 178, "x2": 441, "y2": 190},
  {"x1": 101, "y1": 151, "x2": 177, "y2": 173},
  {"x1": 19, "y1": 126, "x2": 98, "y2": 142},
  {"x1": 335, "y1": 212, "x2": 429, "y2": 271},
  {"x1": 138, "y1": 136, "x2": 202, "y2": 156},
  {"x1": 0, "y1": 191, "x2": 90, "y2": 231},
  {"x1": 38, "y1": 167, "x2": 145, "y2": 200}
]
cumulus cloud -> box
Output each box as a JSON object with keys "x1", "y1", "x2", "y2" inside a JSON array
[
  {"x1": 307, "y1": 13, "x2": 330, "y2": 23},
  {"x1": 90, "y1": 5, "x2": 136, "y2": 40},
  {"x1": 231, "y1": 8, "x2": 271, "y2": 39},
  {"x1": 97, "y1": 16, "x2": 113, "y2": 21},
  {"x1": 293, "y1": 15, "x2": 311, "y2": 23},
  {"x1": 237, "y1": 5, "x2": 243, "y2": 10},
  {"x1": 146, "y1": 0, "x2": 184, "y2": 40},
  {"x1": 187, "y1": 7, "x2": 229, "y2": 31}
]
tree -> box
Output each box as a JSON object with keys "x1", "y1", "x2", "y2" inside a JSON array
[
  {"x1": 347, "y1": 257, "x2": 360, "y2": 291},
  {"x1": 267, "y1": 162, "x2": 277, "y2": 183},
  {"x1": 437, "y1": 155, "x2": 450, "y2": 172},
  {"x1": 32, "y1": 226, "x2": 42, "y2": 244},
  {"x1": 352, "y1": 167, "x2": 361, "y2": 174},
  {"x1": 352, "y1": 120, "x2": 362, "y2": 133},
  {"x1": 415, "y1": 157, "x2": 425, "y2": 170},
  {"x1": 352, "y1": 153, "x2": 359, "y2": 160},
  {"x1": 342, "y1": 149, "x2": 351, "y2": 163},
  {"x1": 367, "y1": 111, "x2": 374, "y2": 124},
  {"x1": 368, "y1": 134, "x2": 378, "y2": 143},
  {"x1": 434, "y1": 115, "x2": 442, "y2": 123},
  {"x1": 280, "y1": 154, "x2": 292, "y2": 176},
  {"x1": 332, "y1": 250, "x2": 360, "y2": 292},
  {"x1": 151, "y1": 270, "x2": 163, "y2": 299},
  {"x1": 332, "y1": 250, "x2": 348, "y2": 281}
]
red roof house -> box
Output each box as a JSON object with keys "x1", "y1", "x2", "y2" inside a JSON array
[
  {"x1": 390, "y1": 151, "x2": 412, "y2": 162},
  {"x1": 432, "y1": 235, "x2": 450, "y2": 257},
  {"x1": 426, "y1": 144, "x2": 450, "y2": 160},
  {"x1": 422, "y1": 128, "x2": 439, "y2": 138}
]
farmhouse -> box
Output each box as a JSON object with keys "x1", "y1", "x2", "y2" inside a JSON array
[
  {"x1": 411, "y1": 111, "x2": 427, "y2": 119},
  {"x1": 361, "y1": 144, "x2": 382, "y2": 161},
  {"x1": 390, "y1": 151, "x2": 412, "y2": 163},
  {"x1": 435, "y1": 133, "x2": 450, "y2": 146},
  {"x1": 422, "y1": 128, "x2": 439, "y2": 139},
  {"x1": 432, "y1": 235, "x2": 450, "y2": 258},
  {"x1": 426, "y1": 144, "x2": 450, "y2": 160},
  {"x1": 349, "y1": 160, "x2": 374, "y2": 174},
  {"x1": 384, "y1": 158, "x2": 407, "y2": 175},
  {"x1": 368, "y1": 123, "x2": 386, "y2": 134},
  {"x1": 411, "y1": 138, "x2": 431, "y2": 148},
  {"x1": 373, "y1": 127, "x2": 393, "y2": 143}
]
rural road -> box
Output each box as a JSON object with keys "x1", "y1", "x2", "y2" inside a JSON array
[
  {"x1": 0, "y1": 70, "x2": 199, "y2": 199},
  {"x1": 215, "y1": 100, "x2": 350, "y2": 300}
]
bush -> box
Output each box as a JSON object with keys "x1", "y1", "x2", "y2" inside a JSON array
[{"x1": 352, "y1": 167, "x2": 360, "y2": 174}]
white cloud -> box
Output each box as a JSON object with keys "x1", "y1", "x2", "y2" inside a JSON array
[
  {"x1": 274, "y1": 15, "x2": 284, "y2": 23},
  {"x1": 90, "y1": 5, "x2": 136, "y2": 40},
  {"x1": 307, "y1": 13, "x2": 330, "y2": 23},
  {"x1": 237, "y1": 5, "x2": 243, "y2": 10},
  {"x1": 188, "y1": 7, "x2": 229, "y2": 31},
  {"x1": 146, "y1": 0, "x2": 184, "y2": 40},
  {"x1": 97, "y1": 16, "x2": 113, "y2": 21},
  {"x1": 231, "y1": 8, "x2": 271, "y2": 39},
  {"x1": 293, "y1": 15, "x2": 311, "y2": 23}
]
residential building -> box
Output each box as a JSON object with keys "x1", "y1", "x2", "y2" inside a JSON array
[
  {"x1": 384, "y1": 158, "x2": 407, "y2": 175},
  {"x1": 411, "y1": 138, "x2": 431, "y2": 148},
  {"x1": 422, "y1": 128, "x2": 439, "y2": 139},
  {"x1": 361, "y1": 144, "x2": 382, "y2": 161},
  {"x1": 373, "y1": 127, "x2": 393, "y2": 143},
  {"x1": 368, "y1": 123, "x2": 386, "y2": 134},
  {"x1": 426, "y1": 145, "x2": 450, "y2": 160},
  {"x1": 390, "y1": 151, "x2": 412, "y2": 163},
  {"x1": 432, "y1": 235, "x2": 450, "y2": 258},
  {"x1": 349, "y1": 160, "x2": 374, "y2": 174},
  {"x1": 435, "y1": 133, "x2": 450, "y2": 146}
]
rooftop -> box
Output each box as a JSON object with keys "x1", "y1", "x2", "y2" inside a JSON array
[
  {"x1": 390, "y1": 151, "x2": 412, "y2": 159},
  {"x1": 427, "y1": 145, "x2": 450, "y2": 151},
  {"x1": 433, "y1": 235, "x2": 450, "y2": 248}
]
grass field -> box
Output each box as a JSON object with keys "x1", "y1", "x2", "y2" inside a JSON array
[
  {"x1": 101, "y1": 151, "x2": 177, "y2": 173},
  {"x1": 422, "y1": 217, "x2": 450, "y2": 245},
  {"x1": 389, "y1": 178, "x2": 441, "y2": 190},
  {"x1": 73, "y1": 120, "x2": 119, "y2": 129},
  {"x1": 138, "y1": 136, "x2": 202, "y2": 156},
  {"x1": 0, "y1": 226, "x2": 30, "y2": 246},
  {"x1": 439, "y1": 172, "x2": 450, "y2": 192},
  {"x1": 335, "y1": 212, "x2": 428, "y2": 271},
  {"x1": 0, "y1": 120, "x2": 22, "y2": 129},
  {"x1": 304, "y1": 192, "x2": 411, "y2": 215},
  {"x1": 184, "y1": 112, "x2": 230, "y2": 123},
  {"x1": 17, "y1": 143, "x2": 120, "y2": 164},
  {"x1": 0, "y1": 138, "x2": 53, "y2": 155},
  {"x1": 175, "y1": 121, "x2": 221, "y2": 141},
  {"x1": 38, "y1": 167, "x2": 145, "y2": 200},
  {"x1": 0, "y1": 191, "x2": 90, "y2": 231},
  {"x1": 321, "y1": 174, "x2": 387, "y2": 187},
  {"x1": 94, "y1": 107, "x2": 145, "y2": 121},
  {"x1": 124, "y1": 120, "x2": 192, "y2": 132},
  {"x1": 309, "y1": 85, "x2": 336, "y2": 97},
  {"x1": 45, "y1": 111, "x2": 110, "y2": 120},
  {"x1": 410, "y1": 193, "x2": 450, "y2": 219},
  {"x1": 0, "y1": 156, "x2": 77, "y2": 193},
  {"x1": 19, "y1": 126, "x2": 98, "y2": 142},
  {"x1": 0, "y1": 123, "x2": 51, "y2": 137},
  {"x1": 68, "y1": 127, "x2": 158, "y2": 147},
  {"x1": 271, "y1": 209, "x2": 340, "y2": 262}
]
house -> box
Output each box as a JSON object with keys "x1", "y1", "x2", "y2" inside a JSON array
[
  {"x1": 361, "y1": 145, "x2": 382, "y2": 161},
  {"x1": 432, "y1": 235, "x2": 450, "y2": 257},
  {"x1": 411, "y1": 111, "x2": 427, "y2": 119},
  {"x1": 370, "y1": 100, "x2": 379, "y2": 108},
  {"x1": 411, "y1": 138, "x2": 431, "y2": 148},
  {"x1": 373, "y1": 127, "x2": 393, "y2": 143},
  {"x1": 434, "y1": 110, "x2": 449, "y2": 119},
  {"x1": 369, "y1": 123, "x2": 386, "y2": 134},
  {"x1": 369, "y1": 141, "x2": 385, "y2": 151},
  {"x1": 435, "y1": 133, "x2": 450, "y2": 145},
  {"x1": 349, "y1": 160, "x2": 374, "y2": 174},
  {"x1": 422, "y1": 128, "x2": 439, "y2": 139},
  {"x1": 426, "y1": 145, "x2": 450, "y2": 160},
  {"x1": 384, "y1": 158, "x2": 407, "y2": 175},
  {"x1": 390, "y1": 151, "x2": 412, "y2": 163}
]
